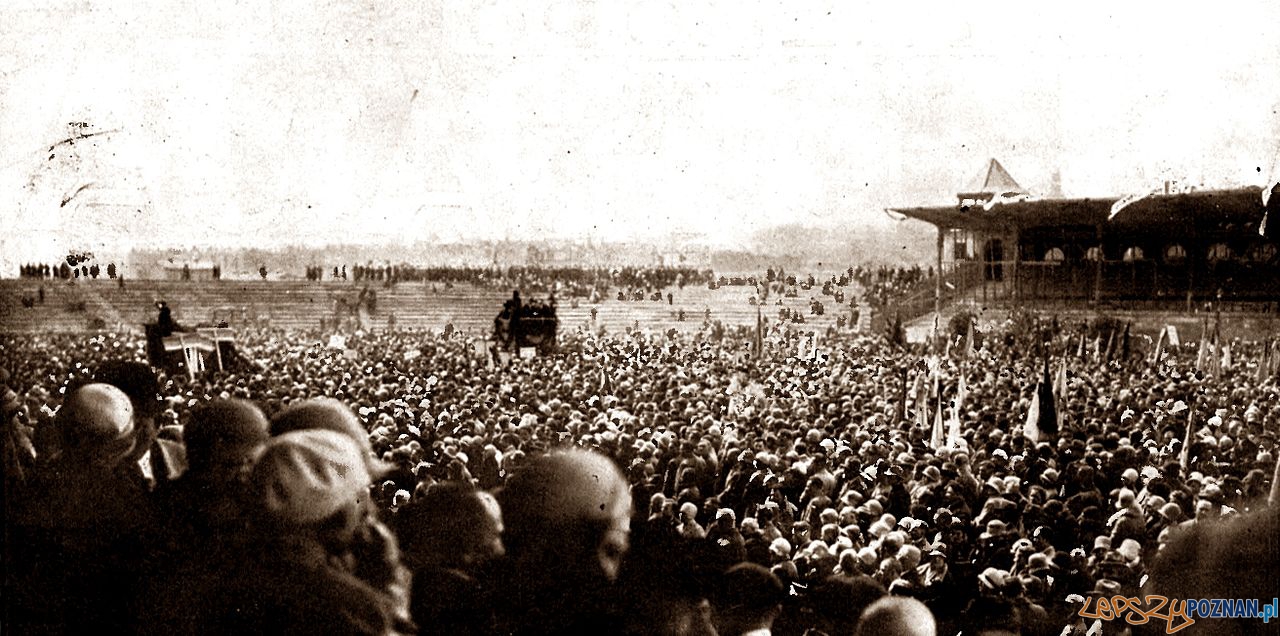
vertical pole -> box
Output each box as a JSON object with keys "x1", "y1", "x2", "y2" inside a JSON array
[
  {"x1": 1186, "y1": 234, "x2": 1196, "y2": 314},
  {"x1": 935, "y1": 225, "x2": 945, "y2": 321},
  {"x1": 1093, "y1": 224, "x2": 1103, "y2": 305},
  {"x1": 1012, "y1": 228, "x2": 1021, "y2": 301},
  {"x1": 214, "y1": 338, "x2": 224, "y2": 372}
]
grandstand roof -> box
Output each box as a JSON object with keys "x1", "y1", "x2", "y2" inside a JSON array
[{"x1": 889, "y1": 186, "x2": 1268, "y2": 234}]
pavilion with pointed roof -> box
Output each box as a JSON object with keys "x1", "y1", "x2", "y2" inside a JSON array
[
  {"x1": 885, "y1": 159, "x2": 1278, "y2": 320},
  {"x1": 956, "y1": 158, "x2": 1027, "y2": 205}
]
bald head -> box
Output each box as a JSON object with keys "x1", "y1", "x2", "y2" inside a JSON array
[
  {"x1": 57, "y1": 383, "x2": 138, "y2": 468},
  {"x1": 855, "y1": 597, "x2": 936, "y2": 636}
]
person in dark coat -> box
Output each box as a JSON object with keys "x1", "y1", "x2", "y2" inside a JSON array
[
  {"x1": 491, "y1": 448, "x2": 633, "y2": 636},
  {"x1": 150, "y1": 399, "x2": 268, "y2": 562},
  {"x1": 394, "y1": 481, "x2": 504, "y2": 635},
  {"x1": 143, "y1": 430, "x2": 399, "y2": 635},
  {"x1": 704, "y1": 508, "x2": 747, "y2": 572},
  {"x1": 8, "y1": 384, "x2": 158, "y2": 633}
]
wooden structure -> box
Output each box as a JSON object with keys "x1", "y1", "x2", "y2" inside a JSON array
[{"x1": 889, "y1": 165, "x2": 1279, "y2": 316}]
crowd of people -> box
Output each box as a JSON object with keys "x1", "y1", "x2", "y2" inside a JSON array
[
  {"x1": 854, "y1": 265, "x2": 931, "y2": 309},
  {"x1": 17, "y1": 260, "x2": 120, "y2": 280},
  {"x1": 3, "y1": 311, "x2": 1278, "y2": 635},
  {"x1": 300, "y1": 264, "x2": 714, "y2": 299}
]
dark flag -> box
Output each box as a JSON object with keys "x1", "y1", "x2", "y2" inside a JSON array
[
  {"x1": 1024, "y1": 356, "x2": 1059, "y2": 442},
  {"x1": 1120, "y1": 322, "x2": 1131, "y2": 361},
  {"x1": 1261, "y1": 182, "x2": 1279, "y2": 239},
  {"x1": 888, "y1": 313, "x2": 905, "y2": 349}
]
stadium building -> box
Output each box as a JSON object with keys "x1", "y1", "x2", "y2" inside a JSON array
[{"x1": 887, "y1": 159, "x2": 1280, "y2": 321}]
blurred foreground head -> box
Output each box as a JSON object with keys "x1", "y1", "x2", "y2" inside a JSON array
[
  {"x1": 184, "y1": 399, "x2": 269, "y2": 480},
  {"x1": 1143, "y1": 505, "x2": 1280, "y2": 636},
  {"x1": 854, "y1": 596, "x2": 937, "y2": 636},
  {"x1": 56, "y1": 383, "x2": 138, "y2": 469},
  {"x1": 499, "y1": 447, "x2": 632, "y2": 583},
  {"x1": 396, "y1": 481, "x2": 504, "y2": 571},
  {"x1": 249, "y1": 429, "x2": 372, "y2": 540},
  {"x1": 271, "y1": 397, "x2": 390, "y2": 477}
]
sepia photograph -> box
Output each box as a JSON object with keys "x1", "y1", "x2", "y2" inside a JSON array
[{"x1": 2, "y1": 1, "x2": 1279, "y2": 634}]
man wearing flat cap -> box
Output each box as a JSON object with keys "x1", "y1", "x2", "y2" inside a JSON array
[
  {"x1": 145, "y1": 430, "x2": 399, "y2": 635},
  {"x1": 270, "y1": 397, "x2": 412, "y2": 630}
]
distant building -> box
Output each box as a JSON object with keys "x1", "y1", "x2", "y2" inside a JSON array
[{"x1": 888, "y1": 159, "x2": 1278, "y2": 315}]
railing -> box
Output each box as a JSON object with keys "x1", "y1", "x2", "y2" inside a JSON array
[{"x1": 871, "y1": 257, "x2": 1279, "y2": 324}]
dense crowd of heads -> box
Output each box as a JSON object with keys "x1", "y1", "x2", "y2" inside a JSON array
[
  {"x1": 300, "y1": 264, "x2": 714, "y2": 299},
  {"x1": 3, "y1": 310, "x2": 1278, "y2": 634}
]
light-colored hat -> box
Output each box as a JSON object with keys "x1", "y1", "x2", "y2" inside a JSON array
[{"x1": 252, "y1": 429, "x2": 371, "y2": 525}]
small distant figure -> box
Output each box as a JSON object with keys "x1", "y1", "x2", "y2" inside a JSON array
[{"x1": 258, "y1": 265, "x2": 267, "y2": 280}]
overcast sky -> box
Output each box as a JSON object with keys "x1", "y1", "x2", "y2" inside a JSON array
[{"x1": 3, "y1": 0, "x2": 1279, "y2": 266}]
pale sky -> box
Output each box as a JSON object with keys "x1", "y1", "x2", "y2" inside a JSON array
[{"x1": 3, "y1": 0, "x2": 1279, "y2": 268}]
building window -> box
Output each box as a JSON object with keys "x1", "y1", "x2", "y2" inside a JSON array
[
  {"x1": 1043, "y1": 247, "x2": 1065, "y2": 262},
  {"x1": 1207, "y1": 243, "x2": 1234, "y2": 263},
  {"x1": 1122, "y1": 246, "x2": 1145, "y2": 262},
  {"x1": 1164, "y1": 244, "x2": 1186, "y2": 263},
  {"x1": 1084, "y1": 246, "x2": 1103, "y2": 262}
]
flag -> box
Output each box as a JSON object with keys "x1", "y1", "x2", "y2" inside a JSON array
[
  {"x1": 1258, "y1": 339, "x2": 1272, "y2": 382},
  {"x1": 1024, "y1": 357, "x2": 1059, "y2": 443},
  {"x1": 982, "y1": 191, "x2": 1028, "y2": 211},
  {"x1": 1053, "y1": 361, "x2": 1068, "y2": 406},
  {"x1": 1151, "y1": 326, "x2": 1166, "y2": 365},
  {"x1": 1120, "y1": 323, "x2": 1131, "y2": 361},
  {"x1": 1076, "y1": 332, "x2": 1085, "y2": 359},
  {"x1": 946, "y1": 406, "x2": 962, "y2": 449},
  {"x1": 1109, "y1": 189, "x2": 1157, "y2": 220},
  {"x1": 1208, "y1": 320, "x2": 1222, "y2": 376},
  {"x1": 1195, "y1": 319, "x2": 1208, "y2": 372},
  {"x1": 1179, "y1": 403, "x2": 1195, "y2": 471},
  {"x1": 956, "y1": 373, "x2": 969, "y2": 413},
  {"x1": 1262, "y1": 182, "x2": 1280, "y2": 239},
  {"x1": 889, "y1": 313, "x2": 906, "y2": 349},
  {"x1": 1024, "y1": 388, "x2": 1042, "y2": 444},
  {"x1": 1221, "y1": 340, "x2": 1233, "y2": 372},
  {"x1": 913, "y1": 369, "x2": 931, "y2": 429},
  {"x1": 930, "y1": 376, "x2": 945, "y2": 450},
  {"x1": 1272, "y1": 450, "x2": 1280, "y2": 507},
  {"x1": 600, "y1": 349, "x2": 611, "y2": 394},
  {"x1": 1103, "y1": 329, "x2": 1116, "y2": 362},
  {"x1": 964, "y1": 320, "x2": 976, "y2": 358},
  {"x1": 1092, "y1": 334, "x2": 1102, "y2": 362}
]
